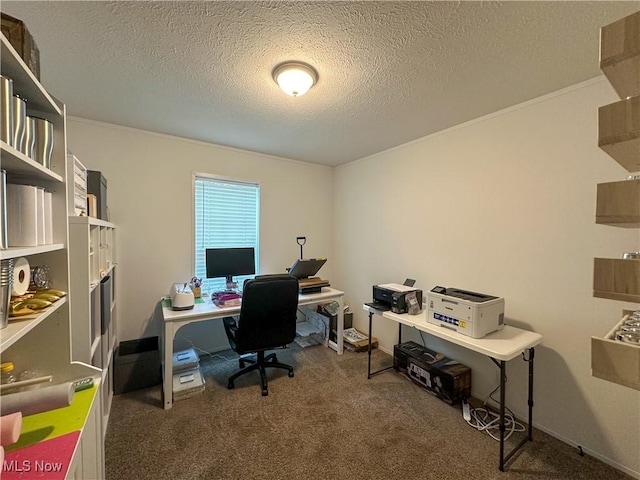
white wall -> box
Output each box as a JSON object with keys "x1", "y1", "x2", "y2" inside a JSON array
[
  {"x1": 333, "y1": 78, "x2": 640, "y2": 476},
  {"x1": 66, "y1": 119, "x2": 333, "y2": 353},
  {"x1": 67, "y1": 77, "x2": 639, "y2": 476}
]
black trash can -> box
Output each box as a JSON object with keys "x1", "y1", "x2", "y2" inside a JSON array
[{"x1": 114, "y1": 336, "x2": 161, "y2": 394}]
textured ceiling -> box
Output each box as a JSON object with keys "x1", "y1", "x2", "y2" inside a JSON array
[{"x1": 2, "y1": 1, "x2": 639, "y2": 166}]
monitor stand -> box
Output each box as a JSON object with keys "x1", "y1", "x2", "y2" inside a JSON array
[{"x1": 225, "y1": 276, "x2": 240, "y2": 293}]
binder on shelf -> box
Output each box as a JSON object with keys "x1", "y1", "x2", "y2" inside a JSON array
[{"x1": 68, "y1": 153, "x2": 87, "y2": 216}]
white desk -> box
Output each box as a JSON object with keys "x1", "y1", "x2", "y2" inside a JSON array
[
  {"x1": 161, "y1": 287, "x2": 344, "y2": 409},
  {"x1": 363, "y1": 305, "x2": 542, "y2": 471}
]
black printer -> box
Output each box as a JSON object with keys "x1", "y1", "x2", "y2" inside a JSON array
[{"x1": 372, "y1": 283, "x2": 423, "y2": 314}]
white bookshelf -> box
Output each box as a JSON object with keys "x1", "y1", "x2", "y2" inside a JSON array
[{"x1": 0, "y1": 31, "x2": 104, "y2": 478}]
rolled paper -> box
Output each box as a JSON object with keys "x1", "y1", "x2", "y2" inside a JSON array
[
  {"x1": 0, "y1": 412, "x2": 22, "y2": 446},
  {"x1": 11, "y1": 257, "x2": 30, "y2": 296},
  {"x1": 36, "y1": 187, "x2": 45, "y2": 246},
  {"x1": 6, "y1": 184, "x2": 38, "y2": 247},
  {"x1": 43, "y1": 191, "x2": 53, "y2": 245},
  {"x1": 0, "y1": 375, "x2": 53, "y2": 393},
  {"x1": 0, "y1": 382, "x2": 74, "y2": 417}
]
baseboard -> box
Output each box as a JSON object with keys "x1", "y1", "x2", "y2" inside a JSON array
[{"x1": 531, "y1": 423, "x2": 639, "y2": 479}]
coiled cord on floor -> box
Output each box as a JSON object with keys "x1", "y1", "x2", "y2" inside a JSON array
[
  {"x1": 465, "y1": 383, "x2": 526, "y2": 441},
  {"x1": 466, "y1": 406, "x2": 526, "y2": 441}
]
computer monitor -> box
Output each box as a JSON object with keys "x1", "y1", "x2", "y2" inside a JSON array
[{"x1": 205, "y1": 247, "x2": 256, "y2": 286}]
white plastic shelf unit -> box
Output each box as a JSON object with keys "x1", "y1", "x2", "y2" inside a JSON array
[
  {"x1": 0, "y1": 31, "x2": 104, "y2": 478},
  {"x1": 68, "y1": 215, "x2": 117, "y2": 438}
]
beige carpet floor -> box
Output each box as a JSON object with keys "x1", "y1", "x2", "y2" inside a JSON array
[{"x1": 105, "y1": 344, "x2": 633, "y2": 480}]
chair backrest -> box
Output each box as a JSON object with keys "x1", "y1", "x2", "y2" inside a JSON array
[{"x1": 234, "y1": 274, "x2": 299, "y2": 354}]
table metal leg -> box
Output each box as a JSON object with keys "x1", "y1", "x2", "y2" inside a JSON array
[
  {"x1": 367, "y1": 310, "x2": 395, "y2": 379},
  {"x1": 493, "y1": 347, "x2": 537, "y2": 470},
  {"x1": 336, "y1": 296, "x2": 345, "y2": 355},
  {"x1": 499, "y1": 360, "x2": 506, "y2": 471},
  {"x1": 527, "y1": 347, "x2": 535, "y2": 441},
  {"x1": 367, "y1": 312, "x2": 373, "y2": 378}
]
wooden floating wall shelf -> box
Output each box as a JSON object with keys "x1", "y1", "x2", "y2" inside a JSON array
[
  {"x1": 591, "y1": 310, "x2": 640, "y2": 391},
  {"x1": 600, "y1": 11, "x2": 640, "y2": 99},
  {"x1": 593, "y1": 258, "x2": 640, "y2": 303},
  {"x1": 598, "y1": 96, "x2": 640, "y2": 172},
  {"x1": 595, "y1": 178, "x2": 640, "y2": 227}
]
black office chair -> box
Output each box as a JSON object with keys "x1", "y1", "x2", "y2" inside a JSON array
[{"x1": 222, "y1": 274, "x2": 299, "y2": 396}]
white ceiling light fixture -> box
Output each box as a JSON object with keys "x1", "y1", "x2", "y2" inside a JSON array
[{"x1": 272, "y1": 62, "x2": 318, "y2": 97}]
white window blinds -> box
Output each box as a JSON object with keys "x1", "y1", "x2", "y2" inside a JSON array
[{"x1": 194, "y1": 175, "x2": 260, "y2": 293}]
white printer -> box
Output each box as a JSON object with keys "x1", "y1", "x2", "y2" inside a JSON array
[
  {"x1": 427, "y1": 286, "x2": 504, "y2": 339},
  {"x1": 169, "y1": 283, "x2": 195, "y2": 310}
]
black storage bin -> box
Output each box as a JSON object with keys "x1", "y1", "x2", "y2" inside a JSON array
[
  {"x1": 114, "y1": 336, "x2": 161, "y2": 394},
  {"x1": 87, "y1": 170, "x2": 107, "y2": 221},
  {"x1": 328, "y1": 311, "x2": 353, "y2": 343}
]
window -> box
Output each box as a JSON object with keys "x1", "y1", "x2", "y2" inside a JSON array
[{"x1": 194, "y1": 174, "x2": 260, "y2": 293}]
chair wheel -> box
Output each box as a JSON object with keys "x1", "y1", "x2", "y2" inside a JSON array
[
  {"x1": 288, "y1": 371, "x2": 294, "y2": 378},
  {"x1": 228, "y1": 381, "x2": 235, "y2": 389},
  {"x1": 262, "y1": 389, "x2": 268, "y2": 396}
]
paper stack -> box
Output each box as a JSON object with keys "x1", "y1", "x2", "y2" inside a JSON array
[{"x1": 343, "y1": 327, "x2": 378, "y2": 352}]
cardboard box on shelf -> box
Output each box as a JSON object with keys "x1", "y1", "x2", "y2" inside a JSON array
[{"x1": 1, "y1": 13, "x2": 40, "y2": 80}]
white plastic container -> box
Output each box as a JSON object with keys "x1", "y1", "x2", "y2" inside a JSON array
[
  {"x1": 7, "y1": 184, "x2": 38, "y2": 247},
  {"x1": 172, "y1": 348, "x2": 200, "y2": 374},
  {"x1": 172, "y1": 368, "x2": 205, "y2": 401}
]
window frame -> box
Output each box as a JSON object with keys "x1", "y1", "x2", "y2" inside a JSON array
[{"x1": 192, "y1": 172, "x2": 260, "y2": 293}]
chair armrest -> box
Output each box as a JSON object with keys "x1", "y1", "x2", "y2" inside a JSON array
[{"x1": 223, "y1": 316, "x2": 238, "y2": 340}]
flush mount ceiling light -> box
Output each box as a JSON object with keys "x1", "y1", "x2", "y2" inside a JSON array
[{"x1": 272, "y1": 62, "x2": 318, "y2": 97}]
